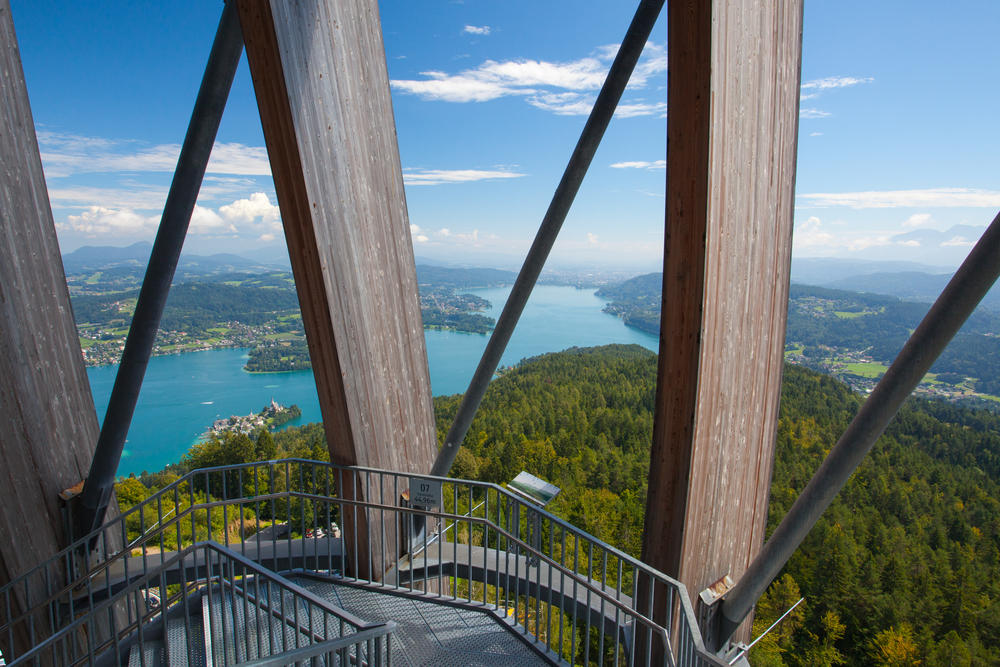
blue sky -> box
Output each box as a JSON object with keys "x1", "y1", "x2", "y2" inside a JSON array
[{"x1": 9, "y1": 1, "x2": 1000, "y2": 271}]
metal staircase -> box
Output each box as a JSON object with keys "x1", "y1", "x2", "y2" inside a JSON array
[
  {"x1": 124, "y1": 574, "x2": 389, "y2": 667},
  {"x1": 0, "y1": 460, "x2": 723, "y2": 666}
]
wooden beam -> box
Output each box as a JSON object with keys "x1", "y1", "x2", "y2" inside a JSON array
[
  {"x1": 643, "y1": 0, "x2": 802, "y2": 640},
  {"x1": 237, "y1": 0, "x2": 437, "y2": 577},
  {"x1": 0, "y1": 0, "x2": 102, "y2": 655}
]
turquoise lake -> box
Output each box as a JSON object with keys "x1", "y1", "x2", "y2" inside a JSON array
[{"x1": 87, "y1": 285, "x2": 658, "y2": 476}]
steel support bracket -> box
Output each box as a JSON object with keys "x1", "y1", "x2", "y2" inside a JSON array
[{"x1": 697, "y1": 574, "x2": 734, "y2": 654}]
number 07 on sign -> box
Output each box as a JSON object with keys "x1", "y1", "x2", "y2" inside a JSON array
[{"x1": 409, "y1": 478, "x2": 442, "y2": 509}]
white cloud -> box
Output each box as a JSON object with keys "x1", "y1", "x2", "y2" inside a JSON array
[
  {"x1": 402, "y1": 168, "x2": 525, "y2": 186},
  {"x1": 795, "y1": 76, "x2": 871, "y2": 122},
  {"x1": 48, "y1": 185, "x2": 168, "y2": 211},
  {"x1": 526, "y1": 92, "x2": 592, "y2": 115},
  {"x1": 848, "y1": 235, "x2": 891, "y2": 251},
  {"x1": 617, "y1": 101, "x2": 667, "y2": 118},
  {"x1": 214, "y1": 192, "x2": 282, "y2": 241},
  {"x1": 800, "y1": 75, "x2": 874, "y2": 91},
  {"x1": 799, "y1": 108, "x2": 831, "y2": 119},
  {"x1": 610, "y1": 160, "x2": 665, "y2": 170},
  {"x1": 463, "y1": 25, "x2": 491, "y2": 36},
  {"x1": 392, "y1": 71, "x2": 518, "y2": 102},
  {"x1": 799, "y1": 188, "x2": 1000, "y2": 209},
  {"x1": 793, "y1": 215, "x2": 921, "y2": 255},
  {"x1": 205, "y1": 143, "x2": 271, "y2": 176},
  {"x1": 437, "y1": 228, "x2": 451, "y2": 237},
  {"x1": 942, "y1": 236, "x2": 974, "y2": 247},
  {"x1": 60, "y1": 206, "x2": 158, "y2": 235},
  {"x1": 628, "y1": 42, "x2": 668, "y2": 88},
  {"x1": 36, "y1": 131, "x2": 117, "y2": 151},
  {"x1": 458, "y1": 229, "x2": 480, "y2": 243},
  {"x1": 219, "y1": 192, "x2": 281, "y2": 223},
  {"x1": 53, "y1": 192, "x2": 290, "y2": 245},
  {"x1": 482, "y1": 57, "x2": 606, "y2": 89},
  {"x1": 37, "y1": 132, "x2": 271, "y2": 178},
  {"x1": 793, "y1": 216, "x2": 835, "y2": 249},
  {"x1": 902, "y1": 213, "x2": 933, "y2": 228},
  {"x1": 809, "y1": 132, "x2": 823, "y2": 137},
  {"x1": 586, "y1": 232, "x2": 599, "y2": 246},
  {"x1": 391, "y1": 41, "x2": 665, "y2": 117},
  {"x1": 414, "y1": 234, "x2": 429, "y2": 243},
  {"x1": 189, "y1": 205, "x2": 231, "y2": 233}
]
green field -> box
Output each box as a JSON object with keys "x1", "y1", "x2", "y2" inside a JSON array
[{"x1": 844, "y1": 361, "x2": 887, "y2": 378}]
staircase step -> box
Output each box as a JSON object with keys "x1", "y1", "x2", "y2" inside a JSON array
[
  {"x1": 126, "y1": 639, "x2": 165, "y2": 667},
  {"x1": 164, "y1": 607, "x2": 208, "y2": 667},
  {"x1": 199, "y1": 579, "x2": 340, "y2": 665},
  {"x1": 201, "y1": 593, "x2": 219, "y2": 667}
]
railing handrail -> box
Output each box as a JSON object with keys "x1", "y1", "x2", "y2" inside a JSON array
[
  {"x1": 0, "y1": 458, "x2": 714, "y2": 663},
  {"x1": 7, "y1": 541, "x2": 383, "y2": 666},
  {"x1": 235, "y1": 622, "x2": 396, "y2": 667},
  {"x1": 0, "y1": 458, "x2": 688, "y2": 599}
]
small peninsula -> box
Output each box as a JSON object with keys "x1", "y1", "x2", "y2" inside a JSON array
[{"x1": 208, "y1": 399, "x2": 301, "y2": 436}]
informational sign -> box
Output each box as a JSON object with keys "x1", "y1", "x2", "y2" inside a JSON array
[
  {"x1": 508, "y1": 471, "x2": 560, "y2": 506},
  {"x1": 409, "y1": 477, "x2": 442, "y2": 509}
]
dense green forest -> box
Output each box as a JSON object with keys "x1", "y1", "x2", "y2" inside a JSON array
[
  {"x1": 121, "y1": 345, "x2": 1000, "y2": 664},
  {"x1": 415, "y1": 264, "x2": 515, "y2": 288},
  {"x1": 594, "y1": 273, "x2": 662, "y2": 335},
  {"x1": 245, "y1": 339, "x2": 312, "y2": 372},
  {"x1": 420, "y1": 308, "x2": 494, "y2": 334},
  {"x1": 71, "y1": 278, "x2": 302, "y2": 331}
]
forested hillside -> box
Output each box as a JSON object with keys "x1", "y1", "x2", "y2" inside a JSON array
[
  {"x1": 599, "y1": 273, "x2": 1000, "y2": 402},
  {"x1": 123, "y1": 345, "x2": 1000, "y2": 664},
  {"x1": 71, "y1": 267, "x2": 501, "y2": 368}
]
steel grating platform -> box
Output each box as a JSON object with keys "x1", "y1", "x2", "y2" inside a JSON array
[{"x1": 289, "y1": 575, "x2": 554, "y2": 666}]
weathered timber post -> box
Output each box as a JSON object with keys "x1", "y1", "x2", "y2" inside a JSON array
[
  {"x1": 0, "y1": 0, "x2": 106, "y2": 655},
  {"x1": 236, "y1": 0, "x2": 437, "y2": 579},
  {"x1": 642, "y1": 0, "x2": 803, "y2": 648}
]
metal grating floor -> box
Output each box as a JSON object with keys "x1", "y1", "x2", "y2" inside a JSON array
[{"x1": 289, "y1": 576, "x2": 554, "y2": 666}]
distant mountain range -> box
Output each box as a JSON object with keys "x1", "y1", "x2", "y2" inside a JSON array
[
  {"x1": 791, "y1": 256, "x2": 1000, "y2": 311},
  {"x1": 62, "y1": 242, "x2": 524, "y2": 286},
  {"x1": 807, "y1": 223, "x2": 987, "y2": 266},
  {"x1": 61, "y1": 242, "x2": 288, "y2": 278}
]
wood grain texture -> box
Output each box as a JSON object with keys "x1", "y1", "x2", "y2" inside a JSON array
[
  {"x1": 0, "y1": 0, "x2": 102, "y2": 654},
  {"x1": 643, "y1": 0, "x2": 802, "y2": 639},
  {"x1": 237, "y1": 0, "x2": 437, "y2": 576}
]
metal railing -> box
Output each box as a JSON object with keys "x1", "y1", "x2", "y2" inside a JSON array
[
  {"x1": 3, "y1": 540, "x2": 392, "y2": 666},
  {"x1": 0, "y1": 460, "x2": 722, "y2": 666}
]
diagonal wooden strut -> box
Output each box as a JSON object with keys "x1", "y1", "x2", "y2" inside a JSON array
[{"x1": 237, "y1": 0, "x2": 438, "y2": 578}]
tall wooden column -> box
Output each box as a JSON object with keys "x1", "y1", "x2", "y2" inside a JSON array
[
  {"x1": 0, "y1": 0, "x2": 103, "y2": 655},
  {"x1": 642, "y1": 0, "x2": 803, "y2": 639},
  {"x1": 237, "y1": 0, "x2": 437, "y2": 577}
]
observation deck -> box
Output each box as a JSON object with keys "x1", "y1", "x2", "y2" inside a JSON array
[{"x1": 0, "y1": 460, "x2": 724, "y2": 666}]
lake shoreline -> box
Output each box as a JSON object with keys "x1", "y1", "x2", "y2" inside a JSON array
[{"x1": 88, "y1": 286, "x2": 657, "y2": 476}]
